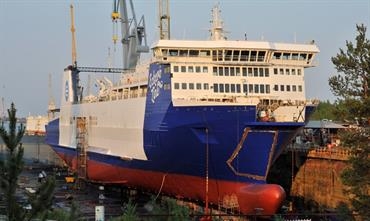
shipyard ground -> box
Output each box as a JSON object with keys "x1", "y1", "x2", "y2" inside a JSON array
[{"x1": 14, "y1": 163, "x2": 265, "y2": 221}]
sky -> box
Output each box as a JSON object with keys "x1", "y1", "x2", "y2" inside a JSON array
[{"x1": 0, "y1": 0, "x2": 369, "y2": 117}]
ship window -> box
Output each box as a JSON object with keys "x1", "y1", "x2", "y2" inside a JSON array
[
  {"x1": 164, "y1": 83, "x2": 171, "y2": 90},
  {"x1": 225, "y1": 84, "x2": 230, "y2": 93},
  {"x1": 259, "y1": 68, "x2": 264, "y2": 77},
  {"x1": 265, "y1": 68, "x2": 269, "y2": 77},
  {"x1": 195, "y1": 66, "x2": 201, "y2": 73},
  {"x1": 286, "y1": 85, "x2": 291, "y2": 91},
  {"x1": 243, "y1": 84, "x2": 248, "y2": 93},
  {"x1": 297, "y1": 69, "x2": 302, "y2": 75},
  {"x1": 235, "y1": 67, "x2": 240, "y2": 76},
  {"x1": 169, "y1": 50, "x2": 178, "y2": 56},
  {"x1": 292, "y1": 85, "x2": 297, "y2": 91},
  {"x1": 298, "y1": 85, "x2": 302, "y2": 92},
  {"x1": 233, "y1": 50, "x2": 240, "y2": 61},
  {"x1": 217, "y1": 50, "x2": 223, "y2": 61},
  {"x1": 200, "y1": 50, "x2": 210, "y2": 57},
  {"x1": 204, "y1": 83, "x2": 209, "y2": 90},
  {"x1": 274, "y1": 84, "x2": 278, "y2": 91},
  {"x1": 174, "y1": 83, "x2": 179, "y2": 89},
  {"x1": 188, "y1": 66, "x2": 194, "y2": 72},
  {"x1": 218, "y1": 67, "x2": 224, "y2": 76},
  {"x1": 254, "y1": 84, "x2": 259, "y2": 93},
  {"x1": 292, "y1": 69, "x2": 296, "y2": 75},
  {"x1": 280, "y1": 85, "x2": 285, "y2": 91},
  {"x1": 282, "y1": 53, "x2": 290, "y2": 60},
  {"x1": 225, "y1": 50, "x2": 232, "y2": 61},
  {"x1": 236, "y1": 84, "x2": 241, "y2": 93},
  {"x1": 248, "y1": 84, "x2": 253, "y2": 93},
  {"x1": 213, "y1": 67, "x2": 218, "y2": 75},
  {"x1": 203, "y1": 66, "x2": 208, "y2": 73},
  {"x1": 162, "y1": 49, "x2": 168, "y2": 56},
  {"x1": 213, "y1": 84, "x2": 219, "y2": 92},
  {"x1": 257, "y1": 51, "x2": 265, "y2": 62},
  {"x1": 189, "y1": 50, "x2": 199, "y2": 57},
  {"x1": 231, "y1": 84, "x2": 236, "y2": 93},
  {"x1": 164, "y1": 66, "x2": 170, "y2": 73},
  {"x1": 189, "y1": 83, "x2": 194, "y2": 90},
  {"x1": 182, "y1": 83, "x2": 187, "y2": 89},
  {"x1": 266, "y1": 85, "x2": 270, "y2": 93},
  {"x1": 248, "y1": 68, "x2": 253, "y2": 76},
  {"x1": 299, "y1": 53, "x2": 307, "y2": 60},
  {"x1": 181, "y1": 66, "x2": 186, "y2": 72},
  {"x1": 286, "y1": 69, "x2": 290, "y2": 75},
  {"x1": 224, "y1": 67, "x2": 229, "y2": 76},
  {"x1": 240, "y1": 50, "x2": 249, "y2": 61},
  {"x1": 274, "y1": 68, "x2": 278, "y2": 75},
  {"x1": 242, "y1": 67, "x2": 247, "y2": 76},
  {"x1": 219, "y1": 84, "x2": 224, "y2": 93},
  {"x1": 308, "y1": 53, "x2": 313, "y2": 63},
  {"x1": 280, "y1": 68, "x2": 284, "y2": 75},
  {"x1": 180, "y1": 50, "x2": 188, "y2": 56},
  {"x1": 260, "y1": 84, "x2": 265, "y2": 93},
  {"x1": 174, "y1": 66, "x2": 179, "y2": 72},
  {"x1": 253, "y1": 68, "x2": 258, "y2": 77},
  {"x1": 230, "y1": 67, "x2": 235, "y2": 76},
  {"x1": 250, "y1": 51, "x2": 257, "y2": 62},
  {"x1": 273, "y1": 52, "x2": 281, "y2": 59},
  {"x1": 292, "y1": 53, "x2": 299, "y2": 60},
  {"x1": 196, "y1": 83, "x2": 202, "y2": 90},
  {"x1": 212, "y1": 50, "x2": 217, "y2": 61}
]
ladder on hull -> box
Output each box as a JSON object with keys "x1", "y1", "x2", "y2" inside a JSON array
[{"x1": 76, "y1": 117, "x2": 88, "y2": 189}]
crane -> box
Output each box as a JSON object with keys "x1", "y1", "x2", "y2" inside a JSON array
[
  {"x1": 70, "y1": 4, "x2": 77, "y2": 67},
  {"x1": 112, "y1": 0, "x2": 149, "y2": 69},
  {"x1": 159, "y1": 0, "x2": 170, "y2": 40}
]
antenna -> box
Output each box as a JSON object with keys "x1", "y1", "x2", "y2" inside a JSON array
[{"x1": 159, "y1": 0, "x2": 170, "y2": 40}]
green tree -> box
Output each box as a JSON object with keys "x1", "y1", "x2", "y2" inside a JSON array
[
  {"x1": 309, "y1": 100, "x2": 337, "y2": 120},
  {"x1": 329, "y1": 24, "x2": 370, "y2": 220},
  {"x1": 0, "y1": 103, "x2": 55, "y2": 221}
]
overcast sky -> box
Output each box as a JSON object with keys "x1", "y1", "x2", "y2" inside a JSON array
[{"x1": 0, "y1": 0, "x2": 369, "y2": 117}]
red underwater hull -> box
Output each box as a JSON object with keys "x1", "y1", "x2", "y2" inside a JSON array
[{"x1": 57, "y1": 152, "x2": 285, "y2": 215}]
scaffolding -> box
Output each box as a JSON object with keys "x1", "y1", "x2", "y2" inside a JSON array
[{"x1": 76, "y1": 117, "x2": 88, "y2": 188}]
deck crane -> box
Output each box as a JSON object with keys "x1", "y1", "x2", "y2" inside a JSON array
[
  {"x1": 112, "y1": 0, "x2": 149, "y2": 69},
  {"x1": 70, "y1": 4, "x2": 77, "y2": 67}
]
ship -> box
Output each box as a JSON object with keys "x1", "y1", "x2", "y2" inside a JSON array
[
  {"x1": 25, "y1": 115, "x2": 48, "y2": 136},
  {"x1": 45, "y1": 0, "x2": 319, "y2": 215}
]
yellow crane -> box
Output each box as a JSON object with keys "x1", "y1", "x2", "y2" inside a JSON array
[{"x1": 70, "y1": 4, "x2": 77, "y2": 67}]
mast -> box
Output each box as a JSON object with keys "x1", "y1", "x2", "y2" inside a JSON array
[
  {"x1": 159, "y1": 0, "x2": 170, "y2": 40},
  {"x1": 209, "y1": 4, "x2": 226, "y2": 41}
]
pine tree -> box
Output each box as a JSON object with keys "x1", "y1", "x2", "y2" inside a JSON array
[
  {"x1": 0, "y1": 103, "x2": 55, "y2": 221},
  {"x1": 329, "y1": 24, "x2": 370, "y2": 220}
]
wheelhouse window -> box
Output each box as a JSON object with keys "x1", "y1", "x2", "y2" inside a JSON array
[{"x1": 257, "y1": 51, "x2": 266, "y2": 62}]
